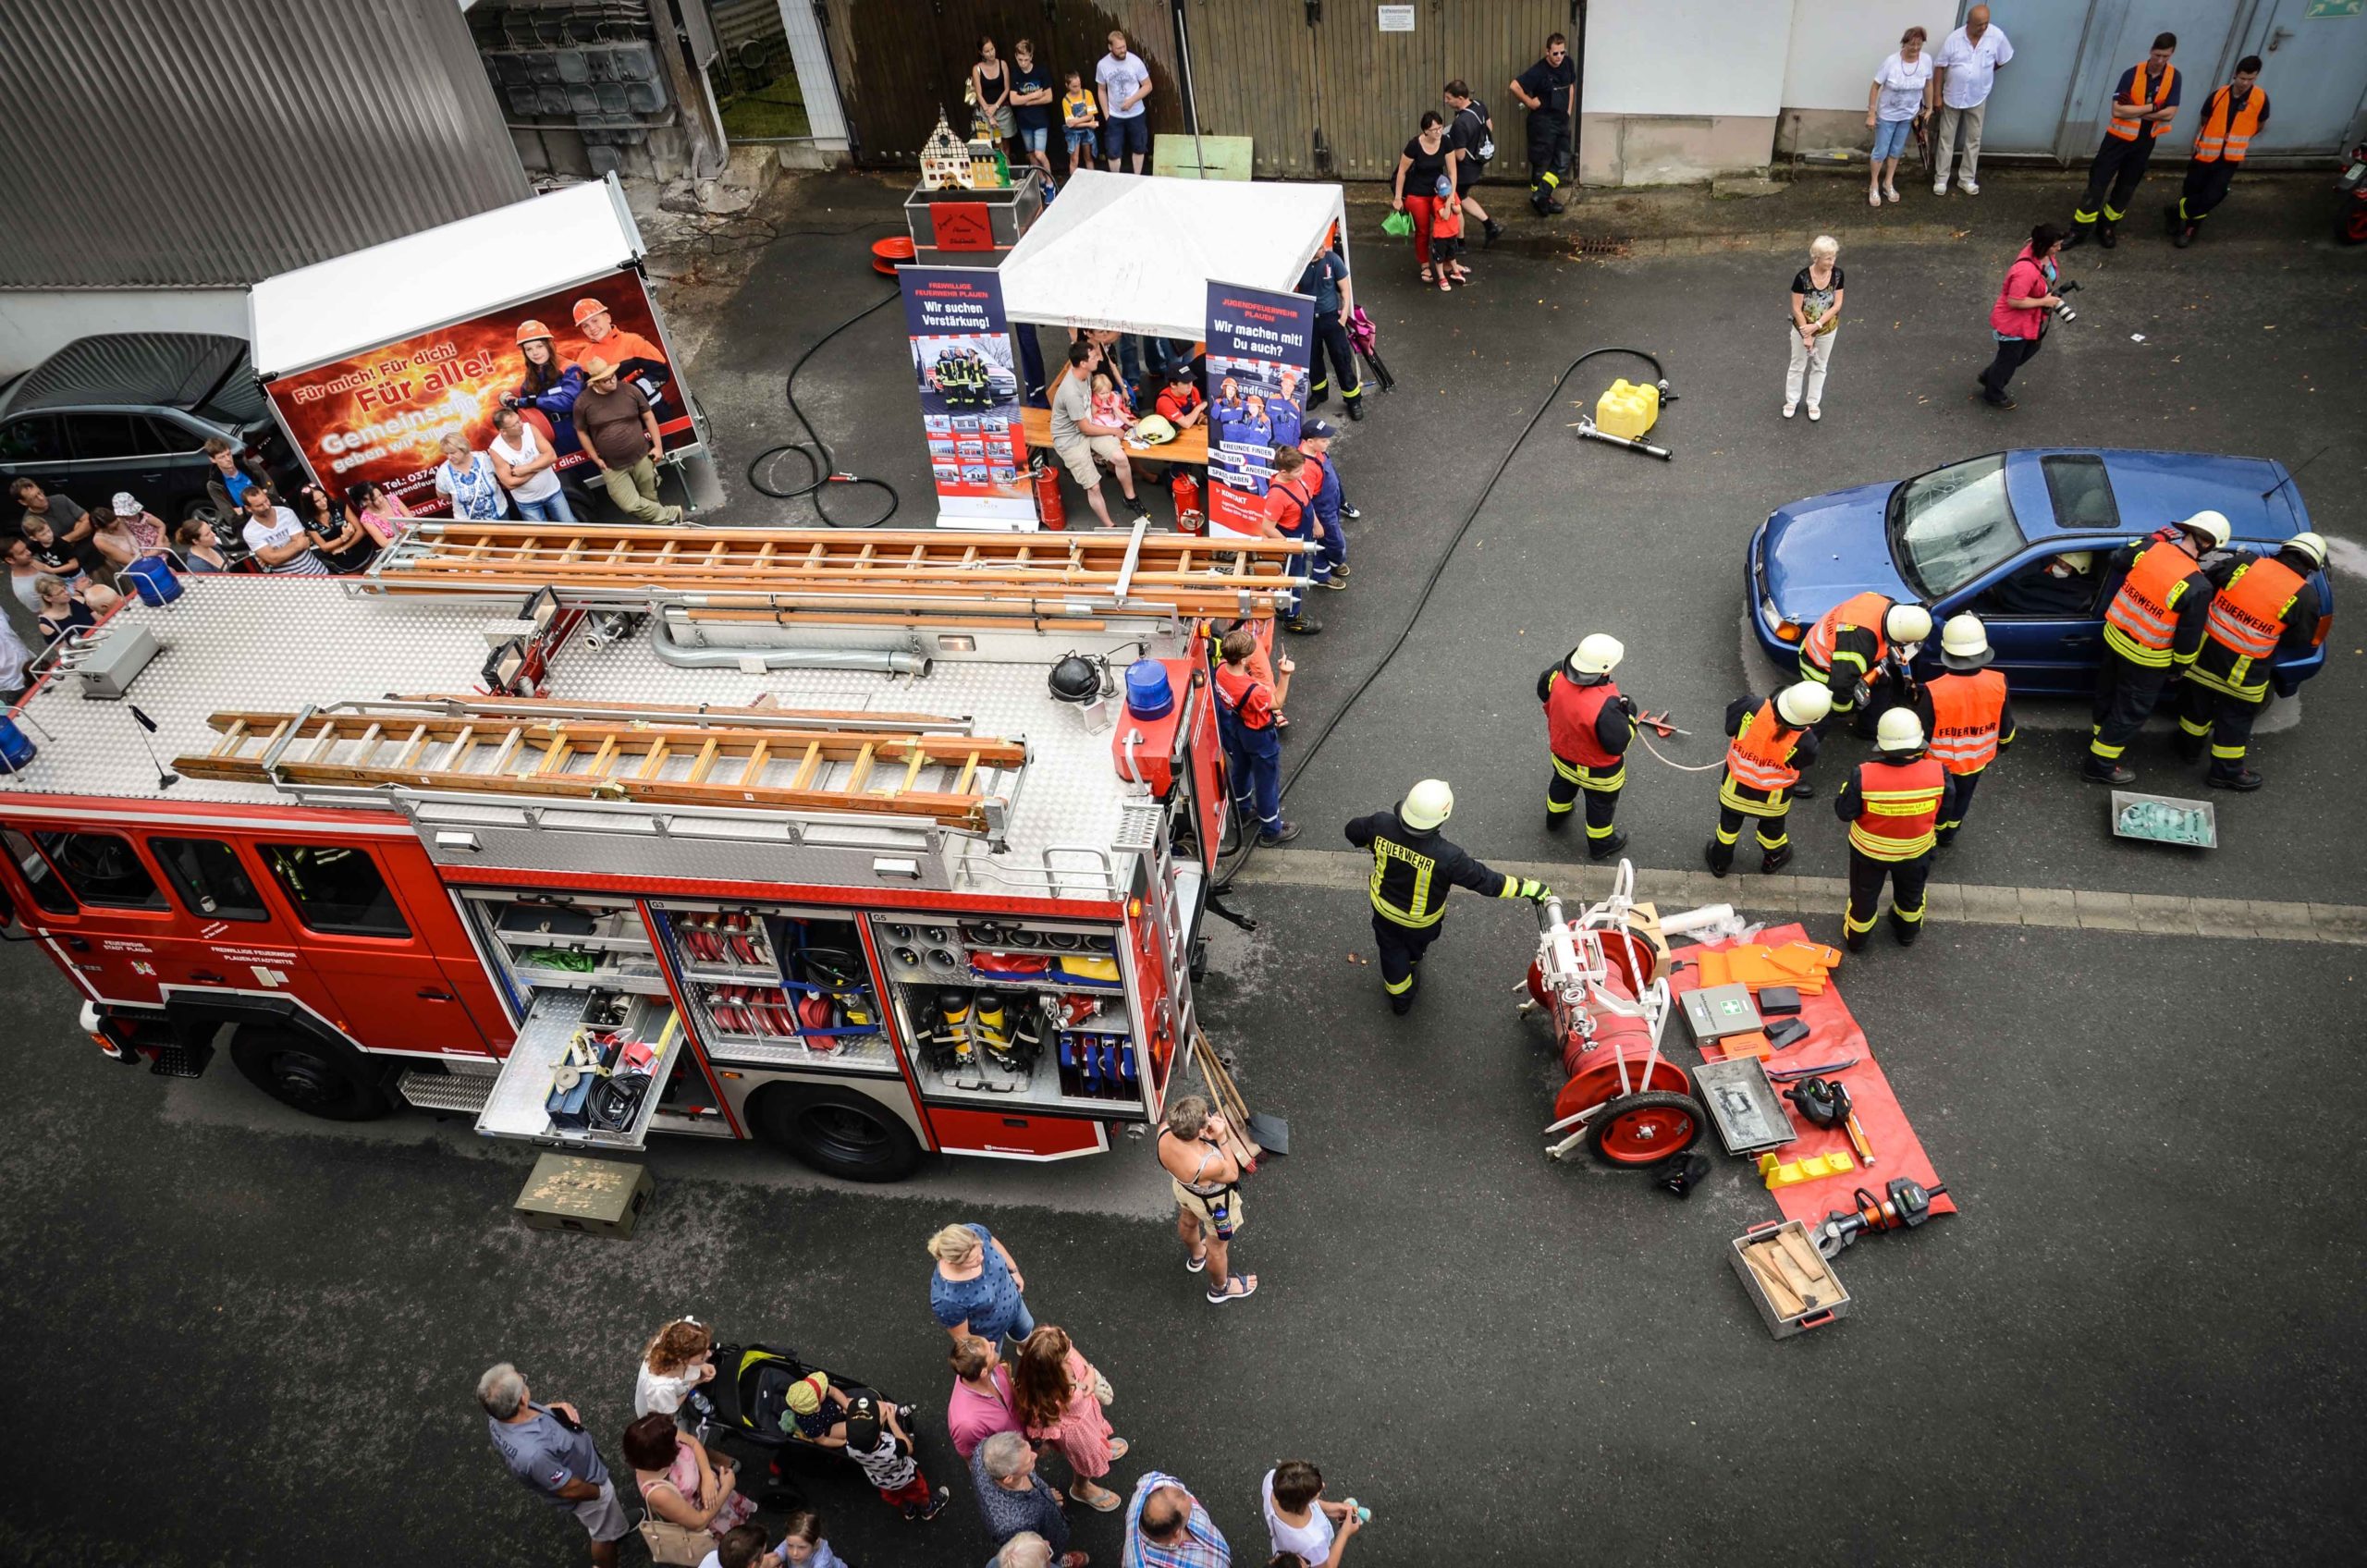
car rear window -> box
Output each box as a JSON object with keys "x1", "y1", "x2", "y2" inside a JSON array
[{"x1": 2042, "y1": 455, "x2": 2118, "y2": 533}]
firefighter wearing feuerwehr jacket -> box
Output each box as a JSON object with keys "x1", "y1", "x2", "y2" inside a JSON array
[
  {"x1": 1537, "y1": 633, "x2": 1636, "y2": 861},
  {"x1": 1911, "y1": 614, "x2": 2017, "y2": 848},
  {"x1": 1834, "y1": 709, "x2": 1956, "y2": 952},
  {"x1": 1797, "y1": 593, "x2": 1932, "y2": 753},
  {"x1": 2174, "y1": 532, "x2": 2328, "y2": 791},
  {"x1": 2085, "y1": 510, "x2": 2227, "y2": 785},
  {"x1": 1346, "y1": 780, "x2": 1549, "y2": 1016}
]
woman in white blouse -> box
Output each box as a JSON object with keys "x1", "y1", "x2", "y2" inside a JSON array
[{"x1": 1866, "y1": 27, "x2": 1935, "y2": 207}]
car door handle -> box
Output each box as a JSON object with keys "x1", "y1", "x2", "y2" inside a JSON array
[
  {"x1": 2061, "y1": 635, "x2": 2096, "y2": 647},
  {"x1": 416, "y1": 987, "x2": 456, "y2": 1001}
]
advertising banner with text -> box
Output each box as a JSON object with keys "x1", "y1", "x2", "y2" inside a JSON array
[
  {"x1": 900, "y1": 265, "x2": 1033, "y2": 527},
  {"x1": 263, "y1": 268, "x2": 693, "y2": 512},
  {"x1": 1203, "y1": 280, "x2": 1315, "y2": 538}
]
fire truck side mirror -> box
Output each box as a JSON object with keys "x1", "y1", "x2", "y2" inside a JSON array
[{"x1": 872, "y1": 857, "x2": 923, "y2": 881}]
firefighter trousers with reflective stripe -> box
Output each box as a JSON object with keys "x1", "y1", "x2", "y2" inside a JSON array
[
  {"x1": 1710, "y1": 779, "x2": 1790, "y2": 872},
  {"x1": 2178, "y1": 159, "x2": 2238, "y2": 226},
  {"x1": 2089, "y1": 649, "x2": 2174, "y2": 762},
  {"x1": 1372, "y1": 911, "x2": 1443, "y2": 1012},
  {"x1": 2075, "y1": 134, "x2": 2155, "y2": 227},
  {"x1": 1527, "y1": 116, "x2": 1572, "y2": 198},
  {"x1": 2177, "y1": 682, "x2": 2265, "y2": 777},
  {"x1": 1547, "y1": 753, "x2": 1624, "y2": 840},
  {"x1": 1846, "y1": 845, "x2": 1932, "y2": 942},
  {"x1": 1306, "y1": 310, "x2": 1361, "y2": 406},
  {"x1": 1224, "y1": 724, "x2": 1283, "y2": 834},
  {"x1": 1935, "y1": 767, "x2": 1983, "y2": 842}
]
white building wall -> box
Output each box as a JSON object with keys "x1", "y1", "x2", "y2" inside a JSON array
[
  {"x1": 0, "y1": 290, "x2": 251, "y2": 381},
  {"x1": 1778, "y1": 0, "x2": 1944, "y2": 154},
  {"x1": 1580, "y1": 0, "x2": 1797, "y2": 186}
]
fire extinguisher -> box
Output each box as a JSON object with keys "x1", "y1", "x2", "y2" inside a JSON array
[
  {"x1": 1032, "y1": 459, "x2": 1066, "y2": 531},
  {"x1": 1171, "y1": 470, "x2": 1203, "y2": 533}
]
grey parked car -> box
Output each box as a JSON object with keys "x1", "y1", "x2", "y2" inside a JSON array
[{"x1": 0, "y1": 333, "x2": 289, "y2": 530}]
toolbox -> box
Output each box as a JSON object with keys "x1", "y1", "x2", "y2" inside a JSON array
[
  {"x1": 514, "y1": 1154, "x2": 656, "y2": 1239},
  {"x1": 1730, "y1": 1219, "x2": 1852, "y2": 1339},
  {"x1": 1693, "y1": 1058, "x2": 1796, "y2": 1156}
]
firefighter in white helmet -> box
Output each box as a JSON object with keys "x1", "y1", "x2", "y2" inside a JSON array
[
  {"x1": 1537, "y1": 632, "x2": 1636, "y2": 860},
  {"x1": 2086, "y1": 509, "x2": 2228, "y2": 784},
  {"x1": 1909, "y1": 613, "x2": 2017, "y2": 847},
  {"x1": 1834, "y1": 708, "x2": 1956, "y2": 951},
  {"x1": 1346, "y1": 779, "x2": 1550, "y2": 1015},
  {"x1": 2174, "y1": 530, "x2": 2329, "y2": 791},
  {"x1": 1705, "y1": 680, "x2": 1829, "y2": 878},
  {"x1": 1797, "y1": 594, "x2": 1933, "y2": 752}
]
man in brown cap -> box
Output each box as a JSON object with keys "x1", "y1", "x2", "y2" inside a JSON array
[{"x1": 569, "y1": 357, "x2": 681, "y2": 523}]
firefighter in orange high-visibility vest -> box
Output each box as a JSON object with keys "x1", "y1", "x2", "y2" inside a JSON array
[
  {"x1": 1834, "y1": 708, "x2": 1955, "y2": 952},
  {"x1": 2085, "y1": 509, "x2": 2227, "y2": 785},
  {"x1": 1910, "y1": 614, "x2": 2015, "y2": 848},
  {"x1": 2067, "y1": 31, "x2": 2180, "y2": 250},
  {"x1": 2169, "y1": 56, "x2": 2268, "y2": 248},
  {"x1": 2175, "y1": 533, "x2": 2328, "y2": 791}
]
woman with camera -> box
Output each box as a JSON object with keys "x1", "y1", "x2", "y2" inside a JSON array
[{"x1": 1979, "y1": 222, "x2": 2068, "y2": 410}]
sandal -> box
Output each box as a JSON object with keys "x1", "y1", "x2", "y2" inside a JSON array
[
  {"x1": 1418, "y1": 264, "x2": 1434, "y2": 283},
  {"x1": 1184, "y1": 1245, "x2": 1208, "y2": 1273},
  {"x1": 1107, "y1": 1438, "x2": 1131, "y2": 1460},
  {"x1": 1273, "y1": 713, "x2": 1291, "y2": 728},
  {"x1": 1436, "y1": 272, "x2": 1453, "y2": 292},
  {"x1": 1073, "y1": 1484, "x2": 1122, "y2": 1513},
  {"x1": 1207, "y1": 1274, "x2": 1260, "y2": 1305}
]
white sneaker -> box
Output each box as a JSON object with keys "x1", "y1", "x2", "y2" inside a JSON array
[
  {"x1": 1782, "y1": 402, "x2": 1797, "y2": 419},
  {"x1": 1932, "y1": 180, "x2": 1948, "y2": 196},
  {"x1": 1807, "y1": 405, "x2": 1822, "y2": 422},
  {"x1": 1959, "y1": 178, "x2": 1981, "y2": 196}
]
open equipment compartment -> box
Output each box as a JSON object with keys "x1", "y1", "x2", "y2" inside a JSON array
[
  {"x1": 475, "y1": 986, "x2": 685, "y2": 1149},
  {"x1": 877, "y1": 912, "x2": 1151, "y2": 1116},
  {"x1": 644, "y1": 899, "x2": 900, "y2": 1076}
]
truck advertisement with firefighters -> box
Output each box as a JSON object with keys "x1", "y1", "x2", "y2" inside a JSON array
[
  {"x1": 1203, "y1": 279, "x2": 1316, "y2": 537},
  {"x1": 900, "y1": 264, "x2": 1032, "y2": 524},
  {"x1": 262, "y1": 269, "x2": 692, "y2": 511}
]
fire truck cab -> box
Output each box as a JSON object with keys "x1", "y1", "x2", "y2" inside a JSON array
[{"x1": 0, "y1": 541, "x2": 1272, "y2": 1182}]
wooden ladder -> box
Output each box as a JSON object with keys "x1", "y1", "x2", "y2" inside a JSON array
[{"x1": 174, "y1": 699, "x2": 1028, "y2": 831}]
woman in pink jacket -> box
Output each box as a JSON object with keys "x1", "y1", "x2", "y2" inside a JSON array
[
  {"x1": 1978, "y1": 222, "x2": 2069, "y2": 409},
  {"x1": 1012, "y1": 1325, "x2": 1131, "y2": 1511}
]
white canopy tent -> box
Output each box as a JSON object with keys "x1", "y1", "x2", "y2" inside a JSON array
[{"x1": 996, "y1": 171, "x2": 1347, "y2": 340}]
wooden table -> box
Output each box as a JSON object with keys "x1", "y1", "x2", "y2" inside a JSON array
[{"x1": 1019, "y1": 406, "x2": 1208, "y2": 466}]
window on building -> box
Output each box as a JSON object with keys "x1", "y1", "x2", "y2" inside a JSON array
[
  {"x1": 150, "y1": 837, "x2": 269, "y2": 922},
  {"x1": 34, "y1": 830, "x2": 166, "y2": 910},
  {"x1": 1, "y1": 827, "x2": 78, "y2": 913},
  {"x1": 259, "y1": 843, "x2": 410, "y2": 937}
]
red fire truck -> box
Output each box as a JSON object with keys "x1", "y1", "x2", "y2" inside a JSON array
[{"x1": 0, "y1": 526, "x2": 1298, "y2": 1181}]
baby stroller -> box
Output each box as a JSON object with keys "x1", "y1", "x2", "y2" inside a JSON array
[{"x1": 708, "y1": 1342, "x2": 921, "y2": 1476}]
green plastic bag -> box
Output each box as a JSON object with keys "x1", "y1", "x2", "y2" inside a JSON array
[{"x1": 1381, "y1": 209, "x2": 1413, "y2": 239}]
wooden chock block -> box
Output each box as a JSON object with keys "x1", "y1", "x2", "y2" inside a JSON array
[
  {"x1": 1757, "y1": 1148, "x2": 1857, "y2": 1190},
  {"x1": 515, "y1": 1153, "x2": 655, "y2": 1239}
]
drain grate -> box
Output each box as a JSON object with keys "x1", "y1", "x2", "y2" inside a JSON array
[{"x1": 1571, "y1": 235, "x2": 1634, "y2": 257}]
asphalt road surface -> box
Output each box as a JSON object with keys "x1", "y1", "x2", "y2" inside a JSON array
[{"x1": 2, "y1": 170, "x2": 2361, "y2": 1566}]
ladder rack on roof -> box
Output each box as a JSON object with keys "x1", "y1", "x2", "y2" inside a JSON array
[
  {"x1": 172, "y1": 696, "x2": 1027, "y2": 833},
  {"x1": 362, "y1": 521, "x2": 1309, "y2": 619}
]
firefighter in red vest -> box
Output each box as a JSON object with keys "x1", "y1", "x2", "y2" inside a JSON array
[
  {"x1": 1911, "y1": 614, "x2": 2016, "y2": 847},
  {"x1": 2085, "y1": 509, "x2": 2227, "y2": 784},
  {"x1": 2067, "y1": 31, "x2": 2180, "y2": 250},
  {"x1": 1798, "y1": 592, "x2": 1932, "y2": 746},
  {"x1": 1704, "y1": 681, "x2": 1829, "y2": 878},
  {"x1": 1834, "y1": 708, "x2": 1955, "y2": 951},
  {"x1": 1213, "y1": 626, "x2": 1299, "y2": 845},
  {"x1": 2175, "y1": 532, "x2": 2327, "y2": 790},
  {"x1": 1537, "y1": 632, "x2": 1637, "y2": 860},
  {"x1": 2169, "y1": 57, "x2": 2267, "y2": 248}
]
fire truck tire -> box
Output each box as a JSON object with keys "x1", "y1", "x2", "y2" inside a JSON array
[
  {"x1": 750, "y1": 1085, "x2": 923, "y2": 1182},
  {"x1": 229, "y1": 1025, "x2": 393, "y2": 1121}
]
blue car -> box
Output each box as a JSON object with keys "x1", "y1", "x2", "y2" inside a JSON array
[{"x1": 1748, "y1": 448, "x2": 2333, "y2": 694}]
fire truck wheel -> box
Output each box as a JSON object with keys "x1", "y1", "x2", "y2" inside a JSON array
[
  {"x1": 751, "y1": 1085, "x2": 922, "y2": 1182},
  {"x1": 229, "y1": 1026, "x2": 393, "y2": 1121},
  {"x1": 1586, "y1": 1090, "x2": 1704, "y2": 1167}
]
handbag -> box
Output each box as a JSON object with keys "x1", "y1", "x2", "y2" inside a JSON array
[
  {"x1": 1093, "y1": 1368, "x2": 1115, "y2": 1406},
  {"x1": 637, "y1": 1513, "x2": 712, "y2": 1566},
  {"x1": 1380, "y1": 210, "x2": 1413, "y2": 239}
]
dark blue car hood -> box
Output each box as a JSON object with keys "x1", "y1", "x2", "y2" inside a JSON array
[{"x1": 1760, "y1": 480, "x2": 1913, "y2": 620}]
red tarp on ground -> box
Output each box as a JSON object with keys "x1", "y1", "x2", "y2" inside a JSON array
[{"x1": 1667, "y1": 922, "x2": 1958, "y2": 1223}]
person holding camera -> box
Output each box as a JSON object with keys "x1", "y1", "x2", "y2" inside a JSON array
[
  {"x1": 1978, "y1": 223, "x2": 2068, "y2": 410},
  {"x1": 1157, "y1": 1095, "x2": 1257, "y2": 1305}
]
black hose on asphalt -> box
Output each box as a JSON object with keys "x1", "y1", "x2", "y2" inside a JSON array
[
  {"x1": 746, "y1": 285, "x2": 903, "y2": 527},
  {"x1": 1212, "y1": 347, "x2": 1673, "y2": 893}
]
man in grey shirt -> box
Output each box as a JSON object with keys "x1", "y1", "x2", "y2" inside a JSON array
[
  {"x1": 1049, "y1": 337, "x2": 1145, "y2": 527},
  {"x1": 480, "y1": 1363, "x2": 630, "y2": 1566}
]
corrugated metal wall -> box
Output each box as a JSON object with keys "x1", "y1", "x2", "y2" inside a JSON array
[
  {"x1": 1190, "y1": 0, "x2": 1576, "y2": 178},
  {"x1": 822, "y1": 0, "x2": 1177, "y2": 164},
  {"x1": 0, "y1": 0, "x2": 533, "y2": 290}
]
